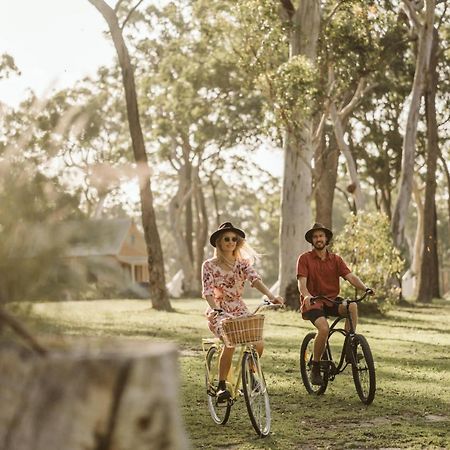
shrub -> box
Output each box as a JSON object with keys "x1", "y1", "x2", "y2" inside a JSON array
[{"x1": 332, "y1": 212, "x2": 404, "y2": 314}]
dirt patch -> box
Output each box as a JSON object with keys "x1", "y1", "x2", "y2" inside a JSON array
[{"x1": 424, "y1": 414, "x2": 449, "y2": 422}]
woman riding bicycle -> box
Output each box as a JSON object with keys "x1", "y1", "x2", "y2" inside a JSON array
[
  {"x1": 202, "y1": 222, "x2": 284, "y2": 402},
  {"x1": 297, "y1": 223, "x2": 374, "y2": 386}
]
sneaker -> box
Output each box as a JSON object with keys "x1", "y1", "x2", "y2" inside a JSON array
[
  {"x1": 310, "y1": 362, "x2": 323, "y2": 385},
  {"x1": 216, "y1": 388, "x2": 231, "y2": 403}
]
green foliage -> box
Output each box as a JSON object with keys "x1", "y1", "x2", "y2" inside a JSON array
[
  {"x1": 266, "y1": 55, "x2": 318, "y2": 134},
  {"x1": 333, "y1": 212, "x2": 404, "y2": 312},
  {"x1": 0, "y1": 53, "x2": 20, "y2": 80},
  {"x1": 0, "y1": 158, "x2": 84, "y2": 302}
]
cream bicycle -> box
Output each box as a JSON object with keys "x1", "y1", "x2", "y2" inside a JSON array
[{"x1": 202, "y1": 300, "x2": 282, "y2": 437}]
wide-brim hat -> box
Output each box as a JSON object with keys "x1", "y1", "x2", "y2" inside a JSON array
[
  {"x1": 209, "y1": 222, "x2": 245, "y2": 247},
  {"x1": 305, "y1": 222, "x2": 333, "y2": 244}
]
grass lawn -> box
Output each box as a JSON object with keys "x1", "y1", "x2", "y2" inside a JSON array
[{"x1": 8, "y1": 298, "x2": 450, "y2": 449}]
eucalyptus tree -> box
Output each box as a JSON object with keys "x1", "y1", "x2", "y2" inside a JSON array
[
  {"x1": 391, "y1": 0, "x2": 437, "y2": 253},
  {"x1": 417, "y1": 1, "x2": 450, "y2": 302},
  {"x1": 125, "y1": 0, "x2": 268, "y2": 294},
  {"x1": 347, "y1": 4, "x2": 413, "y2": 219},
  {"x1": 89, "y1": 0, "x2": 172, "y2": 311},
  {"x1": 234, "y1": 0, "x2": 321, "y2": 301}
]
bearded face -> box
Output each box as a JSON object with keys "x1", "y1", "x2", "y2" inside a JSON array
[{"x1": 311, "y1": 230, "x2": 327, "y2": 250}]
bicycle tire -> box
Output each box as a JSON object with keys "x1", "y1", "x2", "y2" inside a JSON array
[
  {"x1": 205, "y1": 346, "x2": 231, "y2": 424},
  {"x1": 299, "y1": 332, "x2": 329, "y2": 395},
  {"x1": 241, "y1": 350, "x2": 271, "y2": 437},
  {"x1": 350, "y1": 334, "x2": 376, "y2": 405}
]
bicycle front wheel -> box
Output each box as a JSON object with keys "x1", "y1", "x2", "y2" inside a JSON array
[
  {"x1": 350, "y1": 334, "x2": 376, "y2": 405},
  {"x1": 241, "y1": 350, "x2": 271, "y2": 437},
  {"x1": 300, "y1": 332, "x2": 329, "y2": 395},
  {"x1": 205, "y1": 346, "x2": 231, "y2": 425}
]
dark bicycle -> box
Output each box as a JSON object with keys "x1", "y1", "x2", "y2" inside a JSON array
[{"x1": 299, "y1": 291, "x2": 376, "y2": 405}]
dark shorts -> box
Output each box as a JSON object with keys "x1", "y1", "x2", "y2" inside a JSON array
[{"x1": 303, "y1": 303, "x2": 341, "y2": 324}]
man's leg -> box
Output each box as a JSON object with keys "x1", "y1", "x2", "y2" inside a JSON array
[
  {"x1": 310, "y1": 316, "x2": 329, "y2": 385},
  {"x1": 313, "y1": 316, "x2": 329, "y2": 362},
  {"x1": 339, "y1": 302, "x2": 358, "y2": 332}
]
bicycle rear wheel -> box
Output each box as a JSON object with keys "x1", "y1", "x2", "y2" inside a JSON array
[
  {"x1": 205, "y1": 346, "x2": 231, "y2": 424},
  {"x1": 241, "y1": 350, "x2": 271, "y2": 437},
  {"x1": 299, "y1": 332, "x2": 329, "y2": 395},
  {"x1": 350, "y1": 334, "x2": 376, "y2": 405}
]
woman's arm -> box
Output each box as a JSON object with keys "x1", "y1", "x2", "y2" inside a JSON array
[
  {"x1": 204, "y1": 295, "x2": 217, "y2": 310},
  {"x1": 252, "y1": 280, "x2": 284, "y2": 304}
]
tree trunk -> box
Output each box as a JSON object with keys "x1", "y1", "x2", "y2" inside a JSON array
[
  {"x1": 183, "y1": 148, "x2": 194, "y2": 264},
  {"x1": 314, "y1": 130, "x2": 339, "y2": 228},
  {"x1": 193, "y1": 168, "x2": 208, "y2": 285},
  {"x1": 168, "y1": 165, "x2": 199, "y2": 295},
  {"x1": 417, "y1": 28, "x2": 440, "y2": 303},
  {"x1": 88, "y1": 0, "x2": 171, "y2": 311},
  {"x1": 278, "y1": 0, "x2": 320, "y2": 303},
  {"x1": 329, "y1": 102, "x2": 364, "y2": 212},
  {"x1": 412, "y1": 178, "x2": 424, "y2": 295},
  {"x1": 438, "y1": 151, "x2": 450, "y2": 240},
  {"x1": 391, "y1": 0, "x2": 436, "y2": 252},
  {"x1": 0, "y1": 341, "x2": 189, "y2": 450},
  {"x1": 279, "y1": 133, "x2": 313, "y2": 307}
]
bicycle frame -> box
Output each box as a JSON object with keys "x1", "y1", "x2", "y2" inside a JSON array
[
  {"x1": 323, "y1": 315, "x2": 354, "y2": 379},
  {"x1": 202, "y1": 338, "x2": 261, "y2": 403},
  {"x1": 313, "y1": 292, "x2": 369, "y2": 378},
  {"x1": 300, "y1": 290, "x2": 376, "y2": 404},
  {"x1": 203, "y1": 299, "x2": 282, "y2": 399}
]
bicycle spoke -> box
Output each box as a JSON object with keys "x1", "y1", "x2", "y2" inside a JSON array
[
  {"x1": 205, "y1": 346, "x2": 231, "y2": 425},
  {"x1": 242, "y1": 351, "x2": 271, "y2": 437},
  {"x1": 351, "y1": 335, "x2": 376, "y2": 405}
]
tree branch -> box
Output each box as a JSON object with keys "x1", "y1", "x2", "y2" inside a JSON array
[
  {"x1": 437, "y1": 0, "x2": 448, "y2": 30},
  {"x1": 339, "y1": 78, "x2": 366, "y2": 119},
  {"x1": 279, "y1": 0, "x2": 295, "y2": 19},
  {"x1": 313, "y1": 110, "x2": 328, "y2": 148},
  {"x1": 339, "y1": 79, "x2": 378, "y2": 121},
  {"x1": 323, "y1": 0, "x2": 346, "y2": 27},
  {"x1": 120, "y1": 0, "x2": 145, "y2": 31},
  {"x1": 114, "y1": 0, "x2": 126, "y2": 13},
  {"x1": 402, "y1": 0, "x2": 423, "y2": 29},
  {"x1": 0, "y1": 307, "x2": 47, "y2": 356}
]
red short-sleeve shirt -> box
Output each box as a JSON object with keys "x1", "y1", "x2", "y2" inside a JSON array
[{"x1": 296, "y1": 250, "x2": 351, "y2": 313}]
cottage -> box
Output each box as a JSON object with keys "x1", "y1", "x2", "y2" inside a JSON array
[{"x1": 64, "y1": 218, "x2": 149, "y2": 285}]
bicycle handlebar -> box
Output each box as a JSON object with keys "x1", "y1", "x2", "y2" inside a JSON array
[
  {"x1": 310, "y1": 288, "x2": 373, "y2": 306},
  {"x1": 253, "y1": 298, "x2": 285, "y2": 314},
  {"x1": 213, "y1": 298, "x2": 284, "y2": 318}
]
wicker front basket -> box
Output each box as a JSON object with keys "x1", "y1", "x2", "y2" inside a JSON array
[{"x1": 221, "y1": 314, "x2": 265, "y2": 347}]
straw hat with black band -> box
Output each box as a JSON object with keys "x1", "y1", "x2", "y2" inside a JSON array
[
  {"x1": 209, "y1": 222, "x2": 245, "y2": 247},
  {"x1": 304, "y1": 223, "x2": 333, "y2": 244}
]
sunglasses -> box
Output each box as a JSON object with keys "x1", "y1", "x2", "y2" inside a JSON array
[{"x1": 223, "y1": 236, "x2": 238, "y2": 242}]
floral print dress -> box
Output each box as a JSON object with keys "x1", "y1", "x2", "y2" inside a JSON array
[{"x1": 202, "y1": 257, "x2": 261, "y2": 339}]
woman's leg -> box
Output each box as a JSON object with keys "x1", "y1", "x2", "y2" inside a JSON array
[
  {"x1": 255, "y1": 341, "x2": 264, "y2": 357},
  {"x1": 219, "y1": 345, "x2": 235, "y2": 381}
]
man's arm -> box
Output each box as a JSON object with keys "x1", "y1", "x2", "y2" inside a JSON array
[
  {"x1": 344, "y1": 272, "x2": 368, "y2": 291},
  {"x1": 298, "y1": 277, "x2": 313, "y2": 309}
]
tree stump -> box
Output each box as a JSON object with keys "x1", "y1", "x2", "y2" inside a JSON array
[{"x1": 0, "y1": 341, "x2": 189, "y2": 450}]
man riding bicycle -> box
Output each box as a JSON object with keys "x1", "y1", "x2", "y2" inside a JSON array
[{"x1": 297, "y1": 223, "x2": 373, "y2": 386}]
